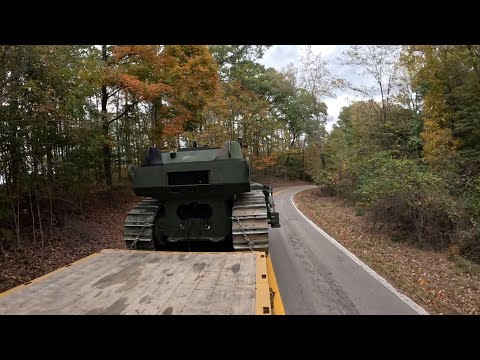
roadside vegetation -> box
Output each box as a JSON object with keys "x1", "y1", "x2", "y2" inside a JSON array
[{"x1": 314, "y1": 46, "x2": 480, "y2": 267}]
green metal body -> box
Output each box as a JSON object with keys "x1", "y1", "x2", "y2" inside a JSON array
[{"x1": 129, "y1": 141, "x2": 267, "y2": 250}]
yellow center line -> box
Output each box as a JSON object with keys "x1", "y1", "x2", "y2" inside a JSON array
[{"x1": 273, "y1": 188, "x2": 289, "y2": 197}]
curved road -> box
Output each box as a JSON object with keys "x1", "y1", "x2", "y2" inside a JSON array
[{"x1": 269, "y1": 185, "x2": 428, "y2": 315}]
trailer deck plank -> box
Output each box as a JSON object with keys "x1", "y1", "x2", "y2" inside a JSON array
[
  {"x1": 206, "y1": 253, "x2": 246, "y2": 315},
  {"x1": 179, "y1": 253, "x2": 230, "y2": 315},
  {"x1": 156, "y1": 253, "x2": 222, "y2": 315},
  {"x1": 0, "y1": 249, "x2": 261, "y2": 315},
  {"x1": 128, "y1": 252, "x2": 203, "y2": 315},
  {"x1": 231, "y1": 251, "x2": 257, "y2": 314}
]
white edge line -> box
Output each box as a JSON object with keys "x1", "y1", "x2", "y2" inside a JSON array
[{"x1": 289, "y1": 187, "x2": 429, "y2": 315}]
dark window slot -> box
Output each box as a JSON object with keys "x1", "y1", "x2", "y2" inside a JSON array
[{"x1": 168, "y1": 171, "x2": 210, "y2": 185}]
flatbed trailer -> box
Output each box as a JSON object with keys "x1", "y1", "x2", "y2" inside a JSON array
[{"x1": 0, "y1": 249, "x2": 284, "y2": 315}]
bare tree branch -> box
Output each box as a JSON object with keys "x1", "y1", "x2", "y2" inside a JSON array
[{"x1": 108, "y1": 102, "x2": 137, "y2": 124}]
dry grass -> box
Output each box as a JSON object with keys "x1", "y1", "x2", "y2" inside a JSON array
[{"x1": 294, "y1": 188, "x2": 480, "y2": 315}]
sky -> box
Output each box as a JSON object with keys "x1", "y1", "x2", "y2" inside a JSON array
[{"x1": 258, "y1": 45, "x2": 362, "y2": 131}]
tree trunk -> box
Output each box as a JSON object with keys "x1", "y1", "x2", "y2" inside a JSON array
[
  {"x1": 46, "y1": 143, "x2": 53, "y2": 181},
  {"x1": 302, "y1": 146, "x2": 305, "y2": 181},
  {"x1": 285, "y1": 135, "x2": 297, "y2": 180},
  {"x1": 284, "y1": 155, "x2": 289, "y2": 181},
  {"x1": 152, "y1": 100, "x2": 162, "y2": 146},
  {"x1": 0, "y1": 240, "x2": 5, "y2": 259},
  {"x1": 35, "y1": 184, "x2": 44, "y2": 248},
  {"x1": 9, "y1": 194, "x2": 20, "y2": 251},
  {"x1": 8, "y1": 108, "x2": 20, "y2": 190},
  {"x1": 103, "y1": 122, "x2": 112, "y2": 187},
  {"x1": 101, "y1": 45, "x2": 112, "y2": 187},
  {"x1": 116, "y1": 95, "x2": 121, "y2": 187},
  {"x1": 48, "y1": 185, "x2": 53, "y2": 238},
  {"x1": 28, "y1": 182, "x2": 36, "y2": 245},
  {"x1": 117, "y1": 126, "x2": 121, "y2": 187}
]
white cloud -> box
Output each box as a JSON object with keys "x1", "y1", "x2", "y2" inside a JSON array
[
  {"x1": 259, "y1": 45, "x2": 301, "y2": 69},
  {"x1": 260, "y1": 45, "x2": 338, "y2": 70},
  {"x1": 258, "y1": 45, "x2": 380, "y2": 131},
  {"x1": 324, "y1": 94, "x2": 352, "y2": 131},
  {"x1": 309, "y1": 45, "x2": 337, "y2": 57}
]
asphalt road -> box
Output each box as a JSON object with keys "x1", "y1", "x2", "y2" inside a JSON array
[{"x1": 269, "y1": 185, "x2": 428, "y2": 315}]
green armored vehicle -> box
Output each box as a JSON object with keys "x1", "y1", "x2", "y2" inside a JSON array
[{"x1": 124, "y1": 139, "x2": 280, "y2": 252}]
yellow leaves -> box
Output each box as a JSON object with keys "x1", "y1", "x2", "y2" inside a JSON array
[
  {"x1": 410, "y1": 45, "x2": 471, "y2": 170},
  {"x1": 112, "y1": 45, "x2": 163, "y2": 67},
  {"x1": 418, "y1": 277, "x2": 428, "y2": 286},
  {"x1": 422, "y1": 111, "x2": 457, "y2": 167},
  {"x1": 252, "y1": 154, "x2": 278, "y2": 171}
]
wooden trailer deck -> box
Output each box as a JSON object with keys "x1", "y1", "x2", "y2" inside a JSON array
[{"x1": 0, "y1": 249, "x2": 273, "y2": 315}]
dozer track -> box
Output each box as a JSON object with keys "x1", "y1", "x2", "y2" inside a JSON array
[
  {"x1": 124, "y1": 191, "x2": 270, "y2": 252},
  {"x1": 123, "y1": 198, "x2": 161, "y2": 250},
  {"x1": 232, "y1": 190, "x2": 269, "y2": 252}
]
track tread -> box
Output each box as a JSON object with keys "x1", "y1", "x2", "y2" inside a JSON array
[
  {"x1": 123, "y1": 198, "x2": 162, "y2": 249},
  {"x1": 232, "y1": 190, "x2": 269, "y2": 252}
]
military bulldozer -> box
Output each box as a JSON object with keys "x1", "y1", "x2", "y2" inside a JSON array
[{"x1": 123, "y1": 139, "x2": 280, "y2": 253}]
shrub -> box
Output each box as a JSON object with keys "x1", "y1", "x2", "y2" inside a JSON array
[
  {"x1": 313, "y1": 169, "x2": 356, "y2": 198},
  {"x1": 456, "y1": 218, "x2": 480, "y2": 264},
  {"x1": 461, "y1": 175, "x2": 480, "y2": 218},
  {"x1": 355, "y1": 152, "x2": 468, "y2": 249}
]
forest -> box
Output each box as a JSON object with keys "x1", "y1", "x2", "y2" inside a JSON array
[{"x1": 1, "y1": 45, "x2": 479, "y2": 265}]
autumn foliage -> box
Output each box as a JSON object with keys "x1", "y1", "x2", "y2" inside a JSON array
[
  {"x1": 317, "y1": 45, "x2": 480, "y2": 263},
  {"x1": 2, "y1": 44, "x2": 480, "y2": 264}
]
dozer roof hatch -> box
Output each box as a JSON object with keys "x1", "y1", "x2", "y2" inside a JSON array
[{"x1": 141, "y1": 140, "x2": 243, "y2": 166}]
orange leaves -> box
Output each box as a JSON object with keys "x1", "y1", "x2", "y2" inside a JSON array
[
  {"x1": 112, "y1": 45, "x2": 165, "y2": 67},
  {"x1": 163, "y1": 113, "x2": 192, "y2": 138},
  {"x1": 252, "y1": 154, "x2": 278, "y2": 171},
  {"x1": 117, "y1": 73, "x2": 172, "y2": 101},
  {"x1": 106, "y1": 45, "x2": 172, "y2": 102},
  {"x1": 104, "y1": 45, "x2": 221, "y2": 145}
]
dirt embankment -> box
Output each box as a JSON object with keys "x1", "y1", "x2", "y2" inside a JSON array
[{"x1": 294, "y1": 188, "x2": 480, "y2": 315}]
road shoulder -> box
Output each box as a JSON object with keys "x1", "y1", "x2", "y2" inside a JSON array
[{"x1": 294, "y1": 188, "x2": 480, "y2": 315}]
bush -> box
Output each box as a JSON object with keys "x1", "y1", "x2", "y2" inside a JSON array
[
  {"x1": 461, "y1": 175, "x2": 480, "y2": 218},
  {"x1": 353, "y1": 152, "x2": 445, "y2": 205},
  {"x1": 369, "y1": 192, "x2": 467, "y2": 249},
  {"x1": 355, "y1": 152, "x2": 468, "y2": 249},
  {"x1": 457, "y1": 226, "x2": 480, "y2": 264},
  {"x1": 313, "y1": 169, "x2": 356, "y2": 198}
]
